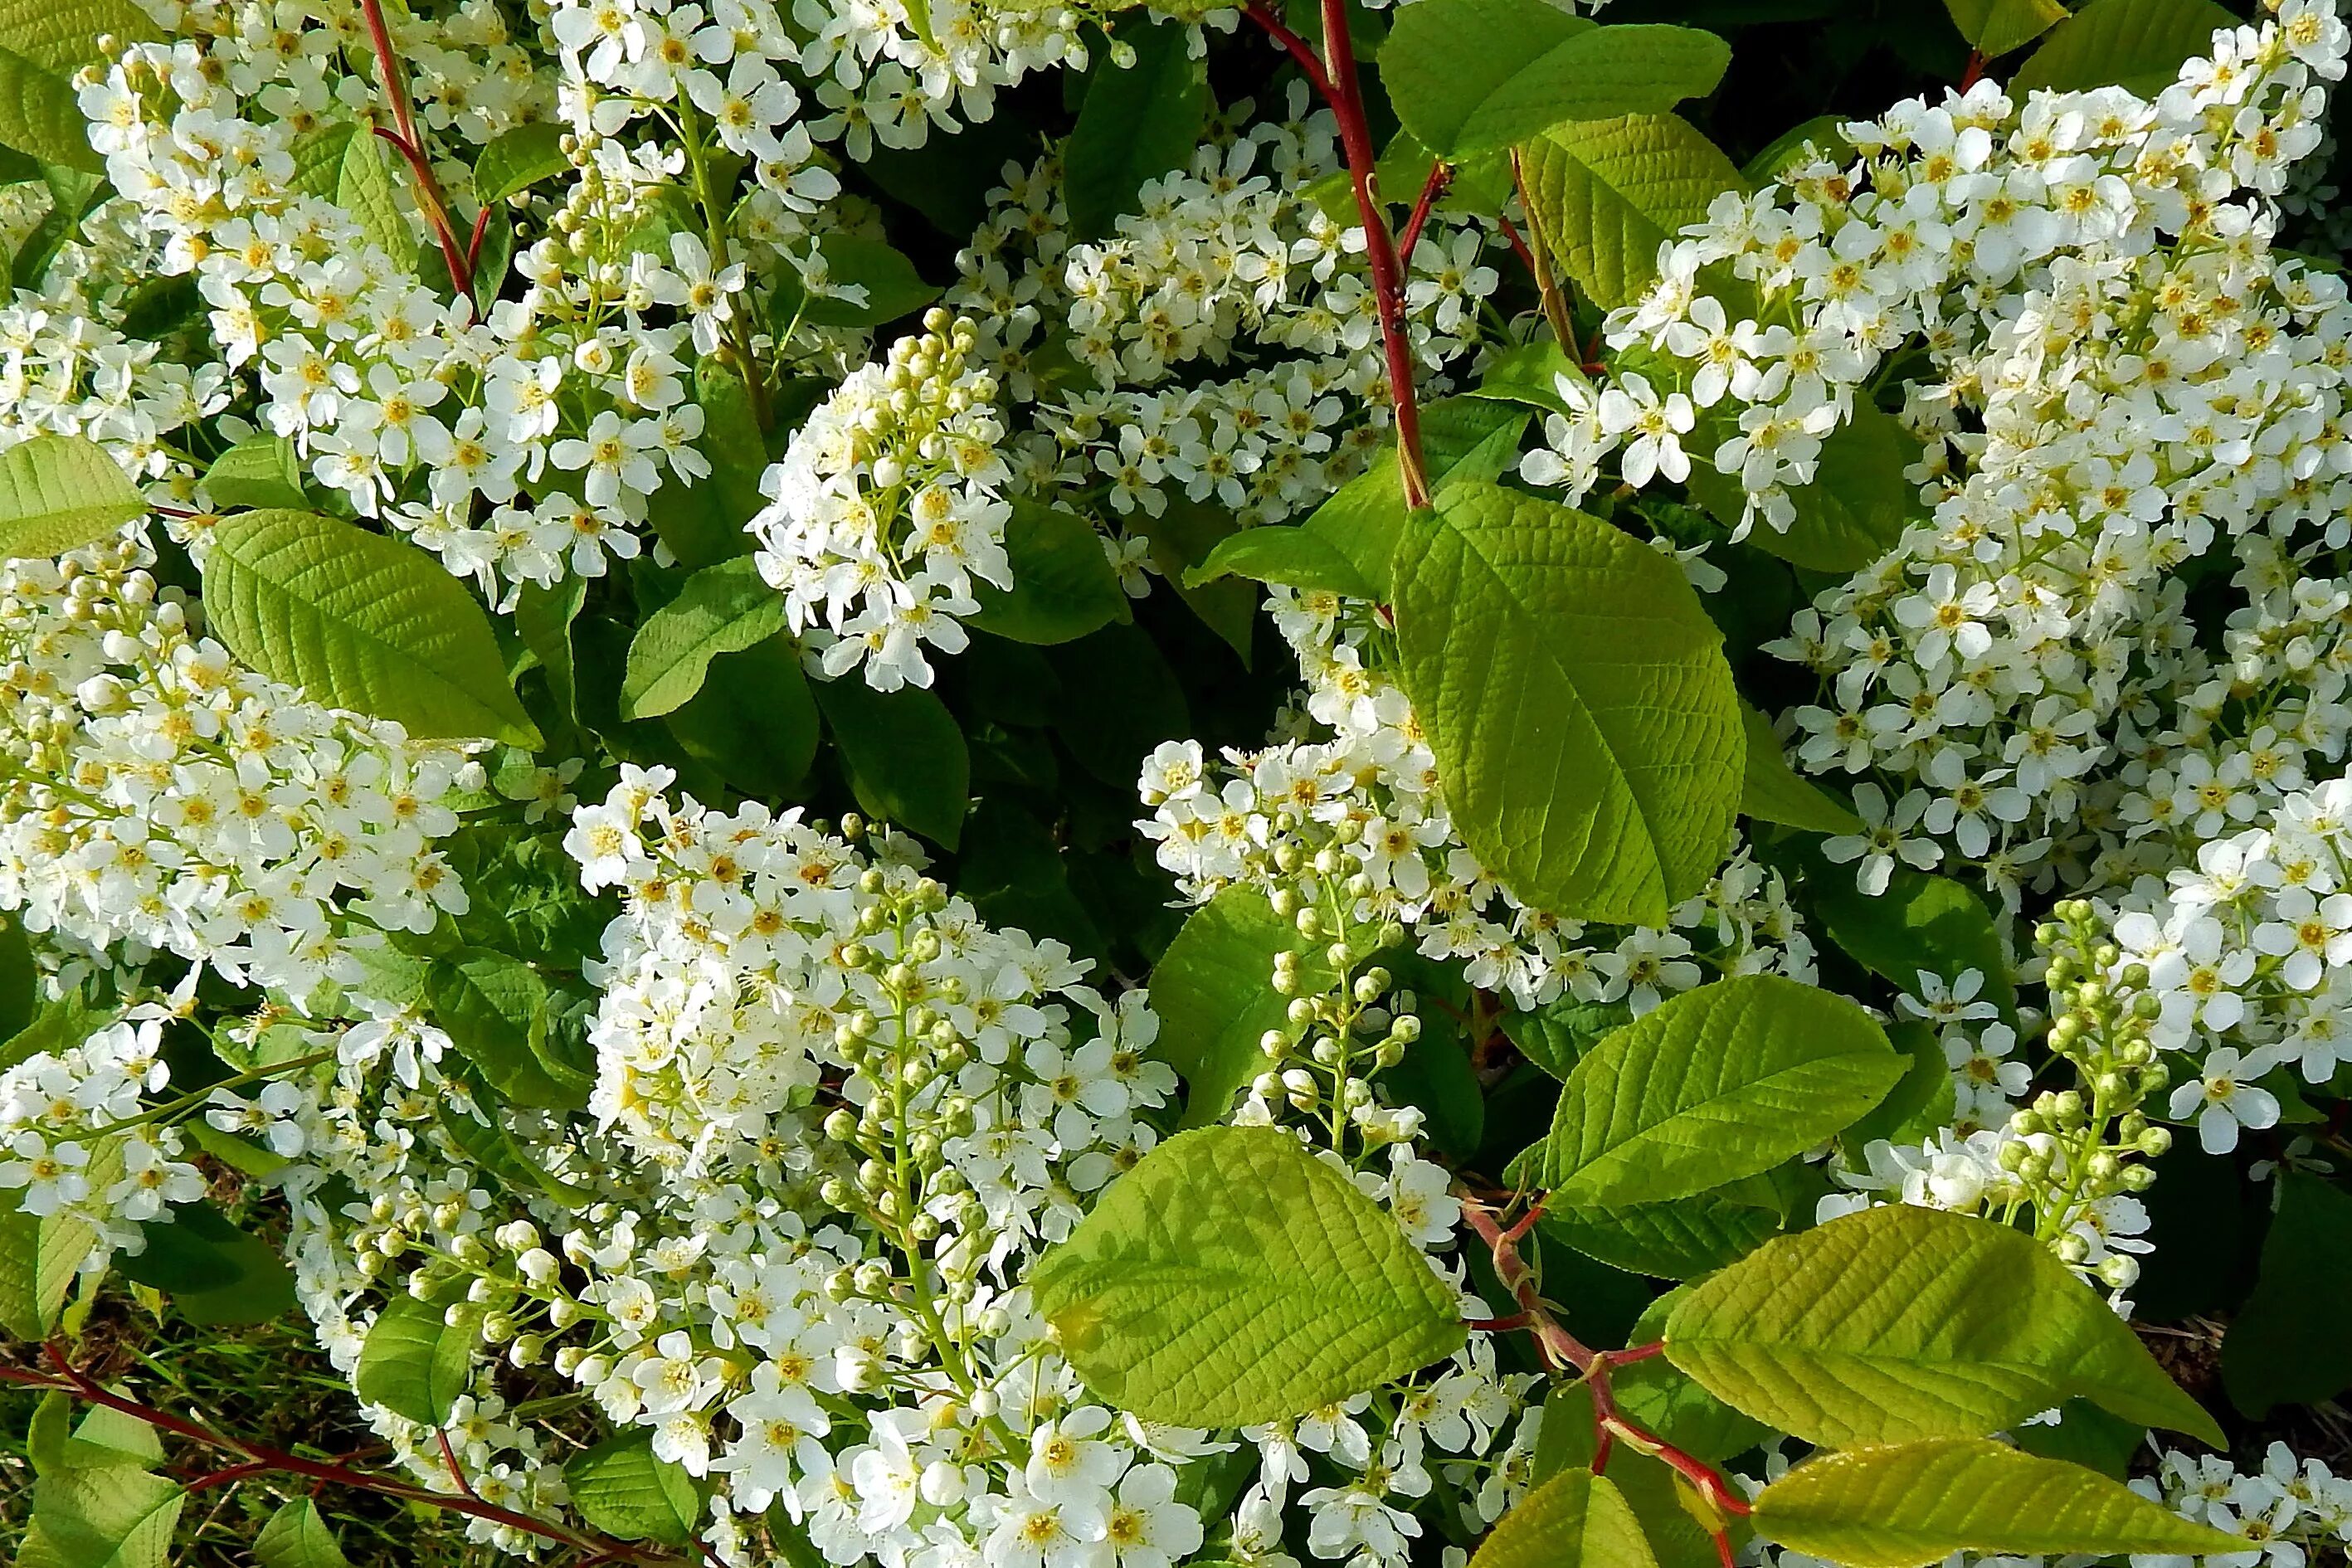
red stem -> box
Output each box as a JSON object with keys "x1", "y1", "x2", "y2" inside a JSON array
[
  {"x1": 1244, "y1": 0, "x2": 1430, "y2": 510},
  {"x1": 1960, "y1": 48, "x2": 1985, "y2": 90},
  {"x1": 1398, "y1": 162, "x2": 1453, "y2": 262},
  {"x1": 436, "y1": 1426, "x2": 480, "y2": 1502},
  {"x1": 2, "y1": 1350, "x2": 684, "y2": 1564},
  {"x1": 358, "y1": 0, "x2": 476, "y2": 305},
  {"x1": 1497, "y1": 215, "x2": 1540, "y2": 285}
]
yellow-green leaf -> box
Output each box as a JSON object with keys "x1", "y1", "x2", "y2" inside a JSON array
[
  {"x1": 0, "y1": 433, "x2": 145, "y2": 558},
  {"x1": 1518, "y1": 116, "x2": 1744, "y2": 311},
  {"x1": 1664, "y1": 1204, "x2": 2225, "y2": 1448},
  {"x1": 1030, "y1": 1126, "x2": 1465, "y2": 1426},
  {"x1": 1469, "y1": 1468, "x2": 1658, "y2": 1568},
  {"x1": 1753, "y1": 1440, "x2": 2247, "y2": 1568}
]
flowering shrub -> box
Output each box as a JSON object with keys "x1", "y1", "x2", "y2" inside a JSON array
[{"x1": 1, "y1": 0, "x2": 2350, "y2": 1566}]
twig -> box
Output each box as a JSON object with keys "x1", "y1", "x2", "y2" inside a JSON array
[{"x1": 1398, "y1": 162, "x2": 1453, "y2": 264}]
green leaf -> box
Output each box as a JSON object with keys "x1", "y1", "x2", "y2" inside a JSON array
[
  {"x1": 256, "y1": 1497, "x2": 356, "y2": 1568},
  {"x1": 1392, "y1": 480, "x2": 1743, "y2": 926},
  {"x1": 620, "y1": 557, "x2": 790, "y2": 718},
  {"x1": 1030, "y1": 1125, "x2": 1465, "y2": 1425},
  {"x1": 1809, "y1": 859, "x2": 2017, "y2": 1022},
  {"x1": 117, "y1": 272, "x2": 202, "y2": 339},
  {"x1": 1468, "y1": 1468, "x2": 1657, "y2": 1568},
  {"x1": 1842, "y1": 1019, "x2": 1957, "y2": 1149},
  {"x1": 1688, "y1": 402, "x2": 1921, "y2": 575},
  {"x1": 474, "y1": 121, "x2": 567, "y2": 205},
  {"x1": 1538, "y1": 1175, "x2": 1788, "y2": 1280},
  {"x1": 1534, "y1": 1381, "x2": 1740, "y2": 1567},
  {"x1": 202, "y1": 508, "x2": 542, "y2": 746},
  {"x1": 662, "y1": 636, "x2": 820, "y2": 799},
  {"x1": 1941, "y1": 0, "x2": 2069, "y2": 56},
  {"x1": 1519, "y1": 115, "x2": 1744, "y2": 310},
  {"x1": 779, "y1": 233, "x2": 942, "y2": 330},
  {"x1": 967, "y1": 501, "x2": 1131, "y2": 645},
  {"x1": 1384, "y1": 2, "x2": 1728, "y2": 158},
  {"x1": 1063, "y1": 18, "x2": 1206, "y2": 241},
  {"x1": 1663, "y1": 1204, "x2": 2226, "y2": 1449},
  {"x1": 1193, "y1": 398, "x2": 1530, "y2": 603},
  {"x1": 114, "y1": 1200, "x2": 295, "y2": 1325},
  {"x1": 1150, "y1": 886, "x2": 1335, "y2": 1128},
  {"x1": 1739, "y1": 704, "x2": 1859, "y2": 834},
  {"x1": 812, "y1": 677, "x2": 969, "y2": 848},
  {"x1": 20, "y1": 1467, "x2": 183, "y2": 1568},
  {"x1": 1533, "y1": 974, "x2": 1899, "y2": 1205},
  {"x1": 692, "y1": 358, "x2": 771, "y2": 528},
  {"x1": 514, "y1": 574, "x2": 587, "y2": 720},
  {"x1": 288, "y1": 125, "x2": 353, "y2": 198},
  {"x1": 41, "y1": 1400, "x2": 164, "y2": 1473},
  {"x1": 0, "y1": 910, "x2": 30, "y2": 1039},
  {"x1": 427, "y1": 947, "x2": 591, "y2": 1110},
  {"x1": 354, "y1": 1295, "x2": 477, "y2": 1426},
  {"x1": 201, "y1": 435, "x2": 311, "y2": 513},
  {"x1": 1471, "y1": 340, "x2": 1585, "y2": 418},
  {"x1": 1753, "y1": 1439, "x2": 2246, "y2": 1568},
  {"x1": 337, "y1": 126, "x2": 410, "y2": 261},
  {"x1": 2221, "y1": 1170, "x2": 2352, "y2": 1416},
  {"x1": 0, "y1": 1141, "x2": 118, "y2": 1338},
  {"x1": 0, "y1": 432, "x2": 145, "y2": 558},
  {"x1": 567, "y1": 1429, "x2": 702, "y2": 1545},
  {"x1": 0, "y1": 0, "x2": 156, "y2": 74},
  {"x1": 0, "y1": 48, "x2": 99, "y2": 174},
  {"x1": 2011, "y1": 0, "x2": 2238, "y2": 94},
  {"x1": 1501, "y1": 996, "x2": 1627, "y2": 1081}
]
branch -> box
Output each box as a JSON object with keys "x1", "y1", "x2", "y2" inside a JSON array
[
  {"x1": 358, "y1": 0, "x2": 476, "y2": 306},
  {"x1": 2, "y1": 1350, "x2": 688, "y2": 1565},
  {"x1": 1398, "y1": 162, "x2": 1453, "y2": 265},
  {"x1": 1243, "y1": 0, "x2": 1431, "y2": 510},
  {"x1": 1507, "y1": 148, "x2": 1577, "y2": 355}
]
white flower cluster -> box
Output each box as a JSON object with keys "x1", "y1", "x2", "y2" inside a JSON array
[
  {"x1": 2130, "y1": 1443, "x2": 2352, "y2": 1568},
  {"x1": 0, "y1": 1014, "x2": 203, "y2": 1262},
  {"x1": 1140, "y1": 588, "x2": 1815, "y2": 1020},
  {"x1": 0, "y1": 762, "x2": 1547, "y2": 1566},
  {"x1": 0, "y1": 538, "x2": 478, "y2": 1001},
  {"x1": 1520, "y1": 0, "x2": 2352, "y2": 928},
  {"x1": 748, "y1": 311, "x2": 1014, "y2": 690},
  {"x1": 947, "y1": 94, "x2": 1502, "y2": 530}
]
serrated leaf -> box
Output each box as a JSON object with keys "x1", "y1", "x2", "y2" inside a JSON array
[
  {"x1": 967, "y1": 501, "x2": 1130, "y2": 645},
  {"x1": 1064, "y1": 18, "x2": 1205, "y2": 241},
  {"x1": 474, "y1": 121, "x2": 567, "y2": 205},
  {"x1": 1533, "y1": 974, "x2": 1900, "y2": 1205},
  {"x1": 1385, "y1": 2, "x2": 1728, "y2": 158},
  {"x1": 47, "y1": 1401, "x2": 165, "y2": 1473},
  {"x1": 426, "y1": 947, "x2": 591, "y2": 1110},
  {"x1": 1519, "y1": 116, "x2": 1744, "y2": 310},
  {"x1": 1195, "y1": 398, "x2": 1528, "y2": 603},
  {"x1": 568, "y1": 1429, "x2": 702, "y2": 1544},
  {"x1": 812, "y1": 677, "x2": 969, "y2": 848},
  {"x1": 20, "y1": 1467, "x2": 183, "y2": 1568},
  {"x1": 1538, "y1": 1176, "x2": 1787, "y2": 1279},
  {"x1": 1689, "y1": 402, "x2": 1921, "y2": 574},
  {"x1": 0, "y1": 433, "x2": 145, "y2": 558},
  {"x1": 1752, "y1": 1440, "x2": 2244, "y2": 1568},
  {"x1": 2010, "y1": 0, "x2": 2238, "y2": 95},
  {"x1": 1392, "y1": 480, "x2": 1743, "y2": 926},
  {"x1": 1663, "y1": 1204, "x2": 2226, "y2": 1449},
  {"x1": 1942, "y1": 0, "x2": 2069, "y2": 57},
  {"x1": 355, "y1": 1295, "x2": 476, "y2": 1426},
  {"x1": 337, "y1": 128, "x2": 409, "y2": 260},
  {"x1": 288, "y1": 124, "x2": 354, "y2": 198},
  {"x1": 2220, "y1": 1170, "x2": 2352, "y2": 1417},
  {"x1": 0, "y1": 0, "x2": 156, "y2": 74},
  {"x1": 1469, "y1": 1467, "x2": 1657, "y2": 1568},
  {"x1": 1030, "y1": 1126, "x2": 1465, "y2": 1425},
  {"x1": 1472, "y1": 339, "x2": 1585, "y2": 418},
  {"x1": 1501, "y1": 996, "x2": 1627, "y2": 1081},
  {"x1": 620, "y1": 557, "x2": 790, "y2": 718},
  {"x1": 256, "y1": 1497, "x2": 355, "y2": 1568},
  {"x1": 0, "y1": 46, "x2": 100, "y2": 173},
  {"x1": 1152, "y1": 887, "x2": 1339, "y2": 1128},
  {"x1": 202, "y1": 508, "x2": 541, "y2": 745},
  {"x1": 201, "y1": 435, "x2": 311, "y2": 513},
  {"x1": 1738, "y1": 704, "x2": 1860, "y2": 834}
]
